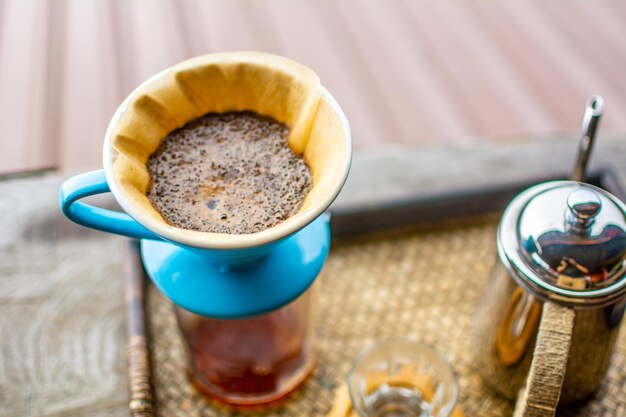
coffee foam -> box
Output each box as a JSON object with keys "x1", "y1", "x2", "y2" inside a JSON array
[{"x1": 104, "y1": 52, "x2": 351, "y2": 248}]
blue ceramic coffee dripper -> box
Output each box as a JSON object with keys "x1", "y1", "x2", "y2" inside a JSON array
[{"x1": 58, "y1": 52, "x2": 352, "y2": 320}]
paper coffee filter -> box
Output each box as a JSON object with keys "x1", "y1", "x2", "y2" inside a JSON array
[{"x1": 104, "y1": 52, "x2": 351, "y2": 248}]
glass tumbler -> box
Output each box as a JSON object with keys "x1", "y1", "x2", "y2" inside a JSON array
[
  {"x1": 176, "y1": 283, "x2": 318, "y2": 405},
  {"x1": 348, "y1": 339, "x2": 458, "y2": 417}
]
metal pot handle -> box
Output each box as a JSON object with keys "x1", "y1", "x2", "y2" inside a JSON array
[{"x1": 512, "y1": 302, "x2": 575, "y2": 417}]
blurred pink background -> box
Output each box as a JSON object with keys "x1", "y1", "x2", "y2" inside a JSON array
[{"x1": 2, "y1": 0, "x2": 626, "y2": 174}]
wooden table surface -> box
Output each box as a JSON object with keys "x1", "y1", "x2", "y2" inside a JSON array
[
  {"x1": 1, "y1": 136, "x2": 626, "y2": 417},
  {"x1": 2, "y1": 0, "x2": 626, "y2": 174}
]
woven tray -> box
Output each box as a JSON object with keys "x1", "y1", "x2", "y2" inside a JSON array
[{"x1": 144, "y1": 219, "x2": 626, "y2": 417}]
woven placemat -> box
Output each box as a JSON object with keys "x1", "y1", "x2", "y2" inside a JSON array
[{"x1": 146, "y1": 221, "x2": 626, "y2": 416}]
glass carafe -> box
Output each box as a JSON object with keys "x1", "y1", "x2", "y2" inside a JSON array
[{"x1": 176, "y1": 284, "x2": 318, "y2": 405}]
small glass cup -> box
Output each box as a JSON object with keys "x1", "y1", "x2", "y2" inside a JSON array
[{"x1": 348, "y1": 339, "x2": 459, "y2": 417}]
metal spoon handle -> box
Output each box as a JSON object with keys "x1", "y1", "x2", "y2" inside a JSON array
[{"x1": 572, "y1": 95, "x2": 604, "y2": 182}]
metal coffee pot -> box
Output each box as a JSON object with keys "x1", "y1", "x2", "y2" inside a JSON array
[{"x1": 472, "y1": 97, "x2": 626, "y2": 415}]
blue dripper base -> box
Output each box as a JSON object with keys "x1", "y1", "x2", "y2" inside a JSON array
[{"x1": 140, "y1": 215, "x2": 330, "y2": 319}]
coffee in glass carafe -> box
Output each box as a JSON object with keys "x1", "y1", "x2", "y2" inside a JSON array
[{"x1": 177, "y1": 284, "x2": 317, "y2": 404}]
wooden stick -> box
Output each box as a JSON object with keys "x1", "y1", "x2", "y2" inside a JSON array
[{"x1": 123, "y1": 239, "x2": 157, "y2": 417}]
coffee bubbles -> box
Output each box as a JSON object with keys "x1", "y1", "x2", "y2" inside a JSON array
[{"x1": 146, "y1": 111, "x2": 312, "y2": 234}]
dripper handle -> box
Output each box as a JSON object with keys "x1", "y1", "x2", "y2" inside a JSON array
[
  {"x1": 513, "y1": 303, "x2": 575, "y2": 417},
  {"x1": 59, "y1": 170, "x2": 161, "y2": 240}
]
